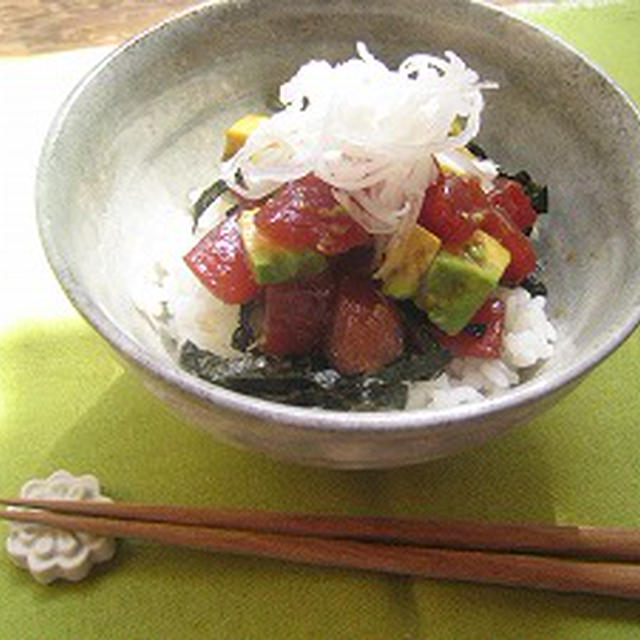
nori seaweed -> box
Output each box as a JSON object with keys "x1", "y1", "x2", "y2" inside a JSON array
[
  {"x1": 520, "y1": 272, "x2": 548, "y2": 298},
  {"x1": 500, "y1": 169, "x2": 549, "y2": 214},
  {"x1": 190, "y1": 178, "x2": 229, "y2": 230},
  {"x1": 231, "y1": 301, "x2": 262, "y2": 352},
  {"x1": 179, "y1": 339, "x2": 450, "y2": 411},
  {"x1": 466, "y1": 142, "x2": 549, "y2": 215}
]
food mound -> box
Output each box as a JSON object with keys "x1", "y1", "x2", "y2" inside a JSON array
[{"x1": 138, "y1": 44, "x2": 556, "y2": 411}]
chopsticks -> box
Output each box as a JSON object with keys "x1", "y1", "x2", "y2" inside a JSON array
[{"x1": 2, "y1": 497, "x2": 640, "y2": 600}]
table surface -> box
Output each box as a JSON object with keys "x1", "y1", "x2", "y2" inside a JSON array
[
  {"x1": 0, "y1": 0, "x2": 532, "y2": 55},
  {"x1": 1, "y1": 1, "x2": 640, "y2": 638}
]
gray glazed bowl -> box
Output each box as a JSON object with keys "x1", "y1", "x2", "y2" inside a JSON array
[{"x1": 37, "y1": 0, "x2": 640, "y2": 468}]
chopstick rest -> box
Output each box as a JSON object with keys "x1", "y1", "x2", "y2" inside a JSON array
[{"x1": 5, "y1": 470, "x2": 116, "y2": 584}]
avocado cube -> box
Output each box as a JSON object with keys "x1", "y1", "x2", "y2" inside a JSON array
[
  {"x1": 380, "y1": 225, "x2": 441, "y2": 299},
  {"x1": 222, "y1": 114, "x2": 267, "y2": 160},
  {"x1": 239, "y1": 209, "x2": 328, "y2": 284},
  {"x1": 414, "y1": 230, "x2": 510, "y2": 335}
]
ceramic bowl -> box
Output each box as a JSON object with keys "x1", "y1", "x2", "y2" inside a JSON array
[{"x1": 36, "y1": 0, "x2": 640, "y2": 468}]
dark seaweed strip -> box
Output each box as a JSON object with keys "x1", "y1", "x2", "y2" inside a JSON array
[
  {"x1": 397, "y1": 300, "x2": 450, "y2": 356},
  {"x1": 464, "y1": 323, "x2": 487, "y2": 337},
  {"x1": 465, "y1": 142, "x2": 549, "y2": 215},
  {"x1": 190, "y1": 178, "x2": 229, "y2": 230},
  {"x1": 264, "y1": 92, "x2": 285, "y2": 112},
  {"x1": 499, "y1": 169, "x2": 549, "y2": 214},
  {"x1": 179, "y1": 340, "x2": 450, "y2": 411},
  {"x1": 231, "y1": 301, "x2": 262, "y2": 352},
  {"x1": 520, "y1": 272, "x2": 548, "y2": 297},
  {"x1": 234, "y1": 168, "x2": 248, "y2": 191},
  {"x1": 465, "y1": 141, "x2": 488, "y2": 159}
]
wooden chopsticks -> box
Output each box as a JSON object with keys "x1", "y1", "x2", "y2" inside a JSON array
[{"x1": 2, "y1": 497, "x2": 640, "y2": 600}]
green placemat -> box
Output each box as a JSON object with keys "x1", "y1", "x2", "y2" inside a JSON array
[{"x1": 2, "y1": 2, "x2": 640, "y2": 638}]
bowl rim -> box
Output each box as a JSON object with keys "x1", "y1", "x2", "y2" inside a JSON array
[{"x1": 36, "y1": 0, "x2": 640, "y2": 434}]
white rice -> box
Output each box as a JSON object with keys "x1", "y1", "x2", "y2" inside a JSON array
[
  {"x1": 405, "y1": 287, "x2": 557, "y2": 410},
  {"x1": 131, "y1": 200, "x2": 242, "y2": 359}
]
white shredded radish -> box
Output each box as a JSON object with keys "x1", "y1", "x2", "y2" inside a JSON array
[
  {"x1": 220, "y1": 43, "x2": 496, "y2": 241},
  {"x1": 434, "y1": 148, "x2": 499, "y2": 190}
]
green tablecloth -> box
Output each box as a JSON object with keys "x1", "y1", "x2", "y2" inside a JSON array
[{"x1": 1, "y1": 2, "x2": 639, "y2": 638}]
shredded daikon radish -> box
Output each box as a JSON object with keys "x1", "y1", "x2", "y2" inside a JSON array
[
  {"x1": 435, "y1": 148, "x2": 500, "y2": 190},
  {"x1": 221, "y1": 42, "x2": 496, "y2": 239}
]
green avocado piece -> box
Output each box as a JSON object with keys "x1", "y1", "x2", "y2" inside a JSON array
[
  {"x1": 414, "y1": 230, "x2": 510, "y2": 335},
  {"x1": 380, "y1": 225, "x2": 441, "y2": 299},
  {"x1": 239, "y1": 209, "x2": 328, "y2": 284}
]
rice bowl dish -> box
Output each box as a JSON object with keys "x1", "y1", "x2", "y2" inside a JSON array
[{"x1": 35, "y1": 0, "x2": 640, "y2": 466}]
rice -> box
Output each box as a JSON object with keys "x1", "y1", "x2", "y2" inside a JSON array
[
  {"x1": 405, "y1": 287, "x2": 557, "y2": 410},
  {"x1": 132, "y1": 199, "x2": 241, "y2": 359}
]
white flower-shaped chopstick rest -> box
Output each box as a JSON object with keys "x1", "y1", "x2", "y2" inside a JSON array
[{"x1": 5, "y1": 470, "x2": 117, "y2": 584}]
